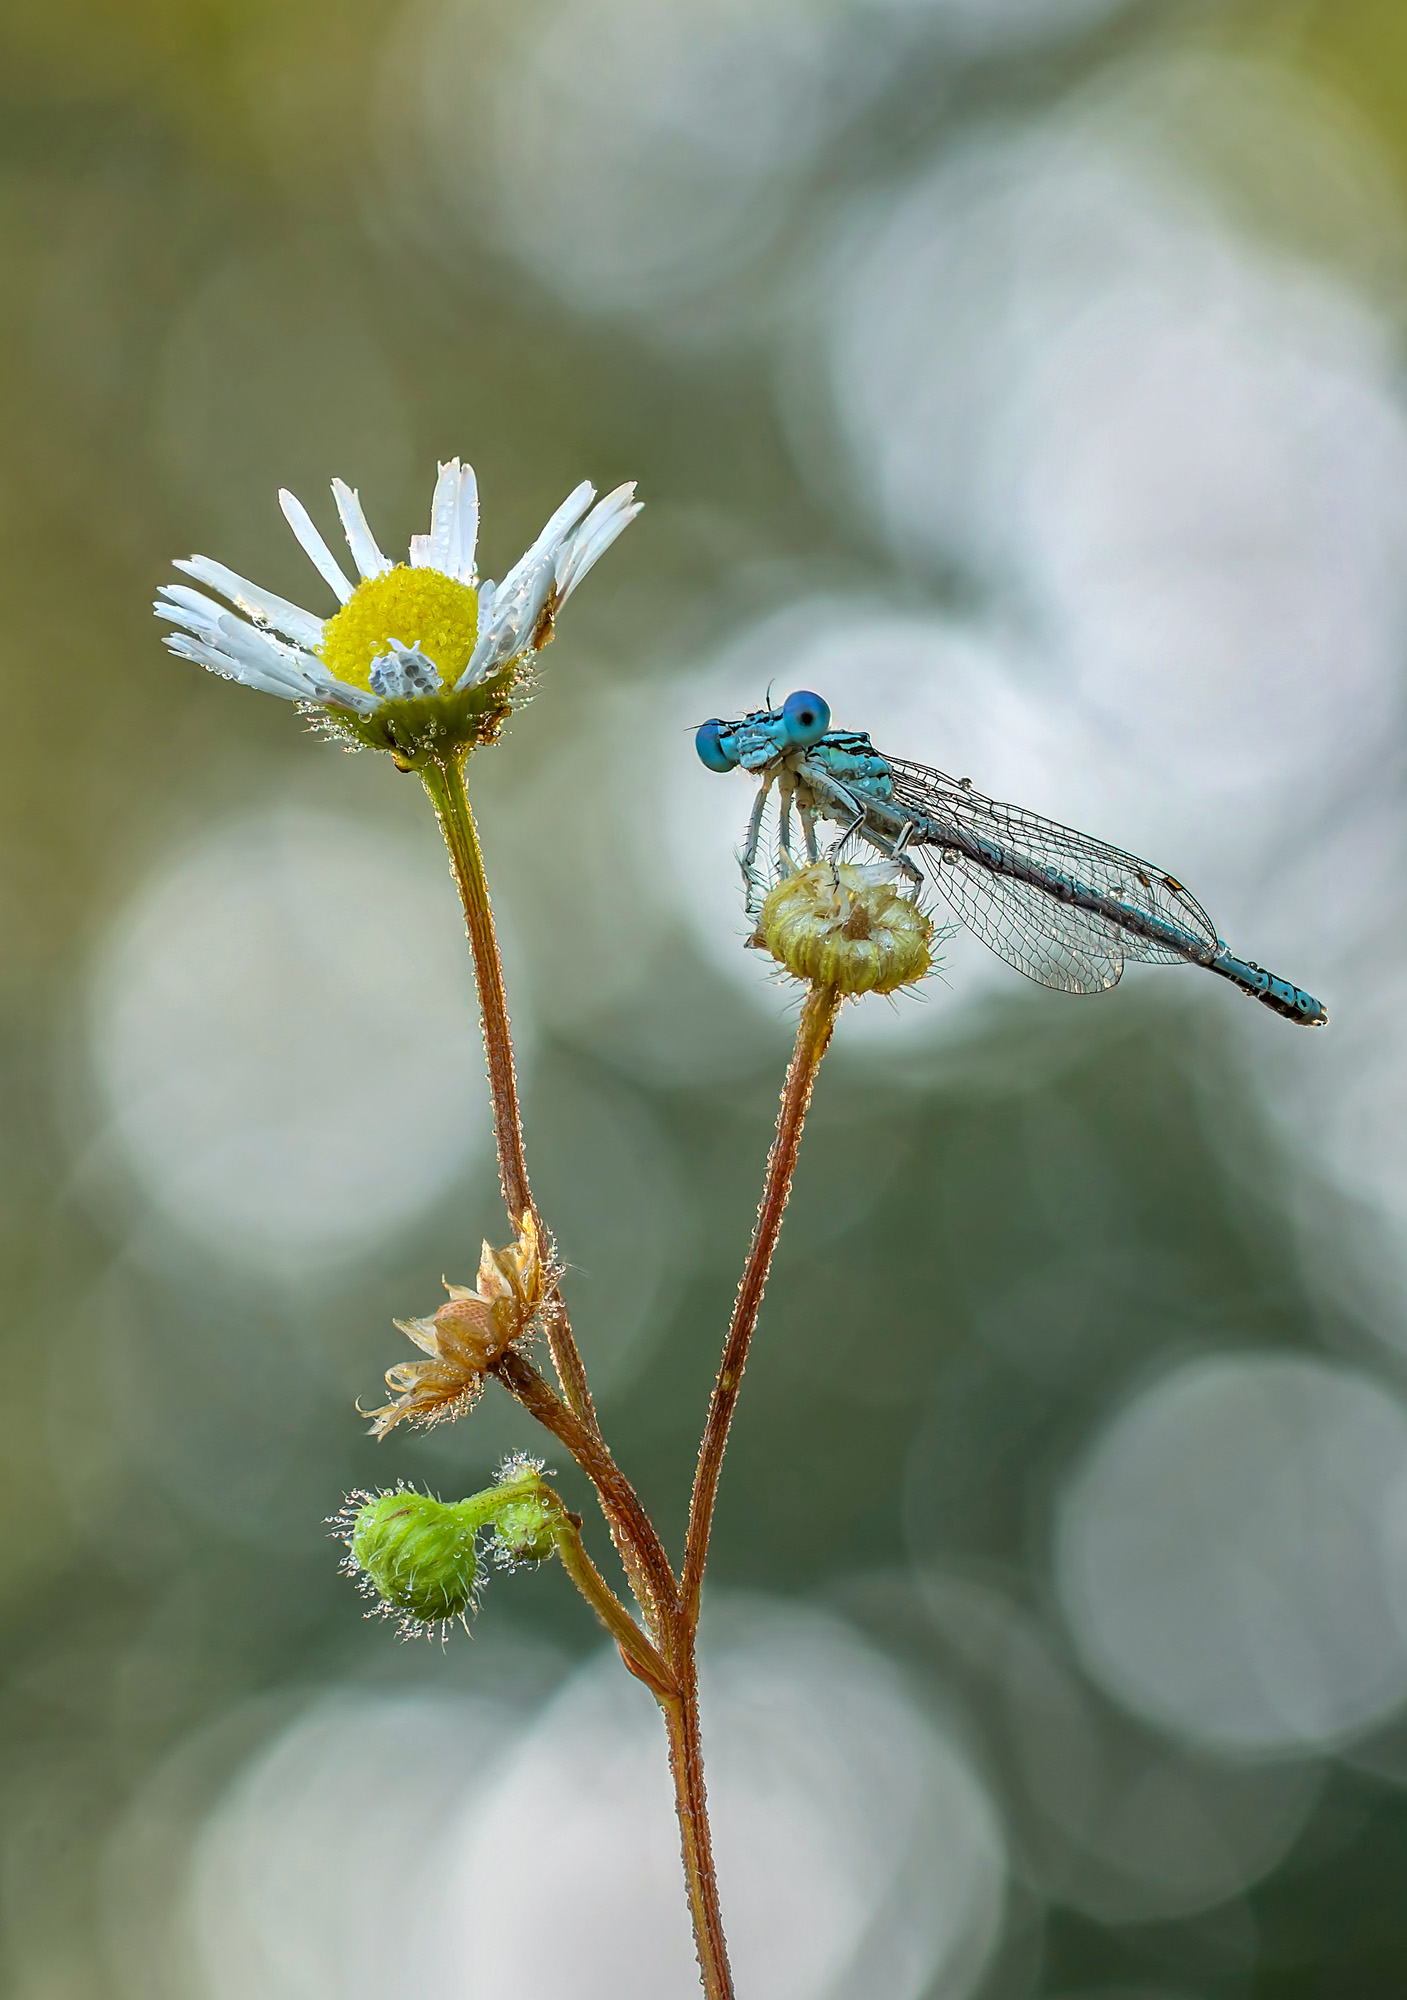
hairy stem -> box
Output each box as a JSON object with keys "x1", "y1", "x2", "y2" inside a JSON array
[
  {"x1": 662, "y1": 1653, "x2": 734, "y2": 2000},
  {"x1": 554, "y1": 1515, "x2": 676, "y2": 1697},
  {"x1": 493, "y1": 1349, "x2": 680, "y2": 1642},
  {"x1": 683, "y1": 983, "x2": 841, "y2": 1621},
  {"x1": 421, "y1": 753, "x2": 598, "y2": 1432}
]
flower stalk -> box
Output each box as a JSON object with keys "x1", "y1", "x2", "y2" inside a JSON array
[
  {"x1": 683, "y1": 981, "x2": 841, "y2": 1621},
  {"x1": 419, "y1": 750, "x2": 598, "y2": 1430},
  {"x1": 662, "y1": 1661, "x2": 733, "y2": 2000}
]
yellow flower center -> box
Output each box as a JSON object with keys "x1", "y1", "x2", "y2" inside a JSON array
[{"x1": 318, "y1": 566, "x2": 480, "y2": 694}]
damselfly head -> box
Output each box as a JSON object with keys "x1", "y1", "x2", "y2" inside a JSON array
[{"x1": 694, "y1": 689, "x2": 833, "y2": 772}]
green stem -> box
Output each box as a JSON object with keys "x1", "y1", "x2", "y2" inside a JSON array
[
  {"x1": 682, "y1": 983, "x2": 841, "y2": 1622},
  {"x1": 420, "y1": 752, "x2": 598, "y2": 1432},
  {"x1": 554, "y1": 1515, "x2": 675, "y2": 1697}
]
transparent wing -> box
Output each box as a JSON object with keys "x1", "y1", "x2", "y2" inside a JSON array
[
  {"x1": 915, "y1": 844, "x2": 1127, "y2": 993},
  {"x1": 882, "y1": 753, "x2": 1219, "y2": 995}
]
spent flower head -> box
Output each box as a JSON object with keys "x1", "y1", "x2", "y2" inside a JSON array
[
  {"x1": 155, "y1": 460, "x2": 640, "y2": 767},
  {"x1": 363, "y1": 1213, "x2": 545, "y2": 1437},
  {"x1": 755, "y1": 859, "x2": 934, "y2": 995}
]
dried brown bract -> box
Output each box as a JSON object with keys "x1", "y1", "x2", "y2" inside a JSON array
[{"x1": 363, "y1": 1213, "x2": 544, "y2": 1437}]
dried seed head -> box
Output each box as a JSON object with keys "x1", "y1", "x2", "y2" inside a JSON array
[
  {"x1": 363, "y1": 1213, "x2": 544, "y2": 1437},
  {"x1": 756, "y1": 861, "x2": 933, "y2": 995}
]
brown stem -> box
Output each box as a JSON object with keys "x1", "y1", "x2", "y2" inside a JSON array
[
  {"x1": 662, "y1": 1651, "x2": 734, "y2": 2000},
  {"x1": 682, "y1": 983, "x2": 841, "y2": 1622},
  {"x1": 421, "y1": 753, "x2": 599, "y2": 1433},
  {"x1": 493, "y1": 1349, "x2": 680, "y2": 1641}
]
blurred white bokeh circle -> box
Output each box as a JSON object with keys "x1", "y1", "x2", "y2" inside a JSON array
[
  {"x1": 178, "y1": 1603, "x2": 1006, "y2": 2000},
  {"x1": 918, "y1": 1573, "x2": 1319, "y2": 1923},
  {"x1": 816, "y1": 59, "x2": 1407, "y2": 922},
  {"x1": 434, "y1": 0, "x2": 837, "y2": 326},
  {"x1": 88, "y1": 807, "x2": 501, "y2": 1276},
  {"x1": 1055, "y1": 1353, "x2": 1407, "y2": 1755},
  {"x1": 870, "y1": 0, "x2": 1132, "y2": 53},
  {"x1": 414, "y1": 0, "x2": 1143, "y2": 336},
  {"x1": 451, "y1": 1601, "x2": 1005, "y2": 1999},
  {"x1": 184, "y1": 1692, "x2": 521, "y2": 2000}
]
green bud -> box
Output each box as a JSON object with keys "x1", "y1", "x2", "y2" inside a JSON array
[
  {"x1": 346, "y1": 1490, "x2": 480, "y2": 1627},
  {"x1": 493, "y1": 1493, "x2": 561, "y2": 1566},
  {"x1": 486, "y1": 1453, "x2": 561, "y2": 1566}
]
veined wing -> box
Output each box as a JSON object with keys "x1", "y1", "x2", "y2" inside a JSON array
[{"x1": 881, "y1": 753, "x2": 1220, "y2": 996}]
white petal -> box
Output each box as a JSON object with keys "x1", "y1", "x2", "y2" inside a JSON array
[
  {"x1": 173, "y1": 555, "x2": 324, "y2": 648},
  {"x1": 331, "y1": 479, "x2": 393, "y2": 581},
  {"x1": 490, "y1": 481, "x2": 595, "y2": 610},
  {"x1": 415, "y1": 460, "x2": 480, "y2": 581},
  {"x1": 299, "y1": 664, "x2": 380, "y2": 715},
  {"x1": 214, "y1": 613, "x2": 318, "y2": 691},
  {"x1": 454, "y1": 553, "x2": 555, "y2": 690},
  {"x1": 530, "y1": 479, "x2": 597, "y2": 555},
  {"x1": 555, "y1": 484, "x2": 642, "y2": 601},
  {"x1": 423, "y1": 459, "x2": 460, "y2": 572},
  {"x1": 162, "y1": 631, "x2": 307, "y2": 704},
  {"x1": 160, "y1": 597, "x2": 376, "y2": 713},
  {"x1": 452, "y1": 462, "x2": 479, "y2": 582},
  {"x1": 280, "y1": 490, "x2": 354, "y2": 604},
  {"x1": 155, "y1": 584, "x2": 226, "y2": 637}
]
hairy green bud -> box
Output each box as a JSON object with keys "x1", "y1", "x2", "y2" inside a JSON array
[
  {"x1": 488, "y1": 1453, "x2": 562, "y2": 1566},
  {"x1": 346, "y1": 1490, "x2": 480, "y2": 1627},
  {"x1": 493, "y1": 1494, "x2": 561, "y2": 1565}
]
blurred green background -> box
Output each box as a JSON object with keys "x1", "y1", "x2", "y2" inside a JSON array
[{"x1": 6, "y1": 0, "x2": 1407, "y2": 1994}]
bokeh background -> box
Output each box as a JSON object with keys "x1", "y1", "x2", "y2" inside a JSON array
[{"x1": 5, "y1": 0, "x2": 1407, "y2": 1993}]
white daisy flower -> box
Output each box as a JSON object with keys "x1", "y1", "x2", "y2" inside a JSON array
[{"x1": 154, "y1": 460, "x2": 641, "y2": 756}]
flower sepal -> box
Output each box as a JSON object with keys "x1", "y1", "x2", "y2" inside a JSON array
[{"x1": 316, "y1": 662, "x2": 518, "y2": 771}]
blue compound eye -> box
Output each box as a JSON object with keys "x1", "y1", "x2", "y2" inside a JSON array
[
  {"x1": 779, "y1": 690, "x2": 830, "y2": 748},
  {"x1": 695, "y1": 719, "x2": 738, "y2": 773}
]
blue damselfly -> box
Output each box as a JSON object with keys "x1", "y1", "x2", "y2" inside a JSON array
[{"x1": 696, "y1": 691, "x2": 1326, "y2": 1026}]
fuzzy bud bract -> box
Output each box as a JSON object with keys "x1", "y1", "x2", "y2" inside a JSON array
[{"x1": 756, "y1": 861, "x2": 932, "y2": 994}]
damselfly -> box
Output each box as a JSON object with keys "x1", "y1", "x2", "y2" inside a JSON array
[{"x1": 696, "y1": 691, "x2": 1327, "y2": 1026}]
